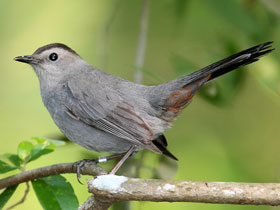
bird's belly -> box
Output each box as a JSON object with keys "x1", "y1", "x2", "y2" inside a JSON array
[{"x1": 51, "y1": 109, "x2": 136, "y2": 153}]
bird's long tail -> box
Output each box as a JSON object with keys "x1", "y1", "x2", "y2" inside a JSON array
[
  {"x1": 150, "y1": 42, "x2": 274, "y2": 160},
  {"x1": 152, "y1": 42, "x2": 274, "y2": 122},
  {"x1": 184, "y1": 41, "x2": 274, "y2": 83}
]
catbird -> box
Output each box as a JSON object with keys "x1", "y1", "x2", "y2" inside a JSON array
[{"x1": 14, "y1": 42, "x2": 273, "y2": 178}]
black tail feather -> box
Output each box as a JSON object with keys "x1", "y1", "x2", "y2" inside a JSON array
[
  {"x1": 153, "y1": 135, "x2": 178, "y2": 161},
  {"x1": 184, "y1": 42, "x2": 274, "y2": 84}
]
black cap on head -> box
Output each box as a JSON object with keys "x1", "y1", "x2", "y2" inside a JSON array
[{"x1": 33, "y1": 43, "x2": 79, "y2": 56}]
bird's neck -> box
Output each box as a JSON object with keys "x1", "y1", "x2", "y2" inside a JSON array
[{"x1": 35, "y1": 70, "x2": 63, "y2": 110}]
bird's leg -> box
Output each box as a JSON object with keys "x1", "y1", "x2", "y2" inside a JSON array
[
  {"x1": 74, "y1": 153, "x2": 126, "y2": 184},
  {"x1": 109, "y1": 145, "x2": 138, "y2": 174},
  {"x1": 97, "y1": 153, "x2": 127, "y2": 163}
]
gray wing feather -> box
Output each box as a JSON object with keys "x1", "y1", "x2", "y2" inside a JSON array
[{"x1": 63, "y1": 76, "x2": 154, "y2": 146}]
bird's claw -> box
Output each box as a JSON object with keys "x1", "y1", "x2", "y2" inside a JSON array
[{"x1": 73, "y1": 159, "x2": 98, "y2": 184}]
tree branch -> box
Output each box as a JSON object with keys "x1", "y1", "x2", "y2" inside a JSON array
[
  {"x1": 5, "y1": 182, "x2": 30, "y2": 210},
  {"x1": 3, "y1": 163, "x2": 280, "y2": 208},
  {"x1": 88, "y1": 175, "x2": 280, "y2": 206},
  {"x1": 78, "y1": 195, "x2": 113, "y2": 210},
  {"x1": 0, "y1": 162, "x2": 106, "y2": 190}
]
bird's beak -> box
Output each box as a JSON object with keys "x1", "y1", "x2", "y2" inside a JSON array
[{"x1": 14, "y1": 55, "x2": 40, "y2": 64}]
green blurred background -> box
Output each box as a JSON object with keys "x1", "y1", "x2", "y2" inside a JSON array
[{"x1": 1, "y1": 0, "x2": 280, "y2": 209}]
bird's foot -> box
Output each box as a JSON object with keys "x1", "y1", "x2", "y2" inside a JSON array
[
  {"x1": 73, "y1": 149, "x2": 136, "y2": 183},
  {"x1": 73, "y1": 159, "x2": 99, "y2": 184},
  {"x1": 73, "y1": 155, "x2": 120, "y2": 184}
]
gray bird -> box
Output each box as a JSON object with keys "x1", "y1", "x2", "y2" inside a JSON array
[{"x1": 14, "y1": 42, "x2": 273, "y2": 177}]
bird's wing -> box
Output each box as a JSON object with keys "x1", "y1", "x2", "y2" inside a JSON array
[{"x1": 62, "y1": 77, "x2": 161, "y2": 153}]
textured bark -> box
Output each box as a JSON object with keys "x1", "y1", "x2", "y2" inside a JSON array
[
  {"x1": 78, "y1": 195, "x2": 112, "y2": 210},
  {"x1": 88, "y1": 175, "x2": 280, "y2": 206},
  {"x1": 2, "y1": 163, "x2": 280, "y2": 210},
  {"x1": 0, "y1": 162, "x2": 106, "y2": 189}
]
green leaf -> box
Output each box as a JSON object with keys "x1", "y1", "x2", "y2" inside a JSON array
[
  {"x1": 32, "y1": 175, "x2": 78, "y2": 210},
  {"x1": 3, "y1": 153, "x2": 23, "y2": 167},
  {"x1": 0, "y1": 185, "x2": 18, "y2": 209},
  {"x1": 0, "y1": 160, "x2": 18, "y2": 174},
  {"x1": 14, "y1": 137, "x2": 66, "y2": 163},
  {"x1": 32, "y1": 136, "x2": 46, "y2": 144},
  {"x1": 32, "y1": 136, "x2": 66, "y2": 147},
  {"x1": 30, "y1": 143, "x2": 55, "y2": 162},
  {"x1": 29, "y1": 138, "x2": 56, "y2": 162},
  {"x1": 45, "y1": 138, "x2": 66, "y2": 147},
  {"x1": 17, "y1": 141, "x2": 33, "y2": 162}
]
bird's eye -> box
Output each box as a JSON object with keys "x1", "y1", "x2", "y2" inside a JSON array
[{"x1": 49, "y1": 53, "x2": 58, "y2": 61}]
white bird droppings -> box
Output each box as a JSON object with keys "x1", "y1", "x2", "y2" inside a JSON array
[
  {"x1": 91, "y1": 175, "x2": 128, "y2": 193},
  {"x1": 163, "y1": 184, "x2": 176, "y2": 191}
]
